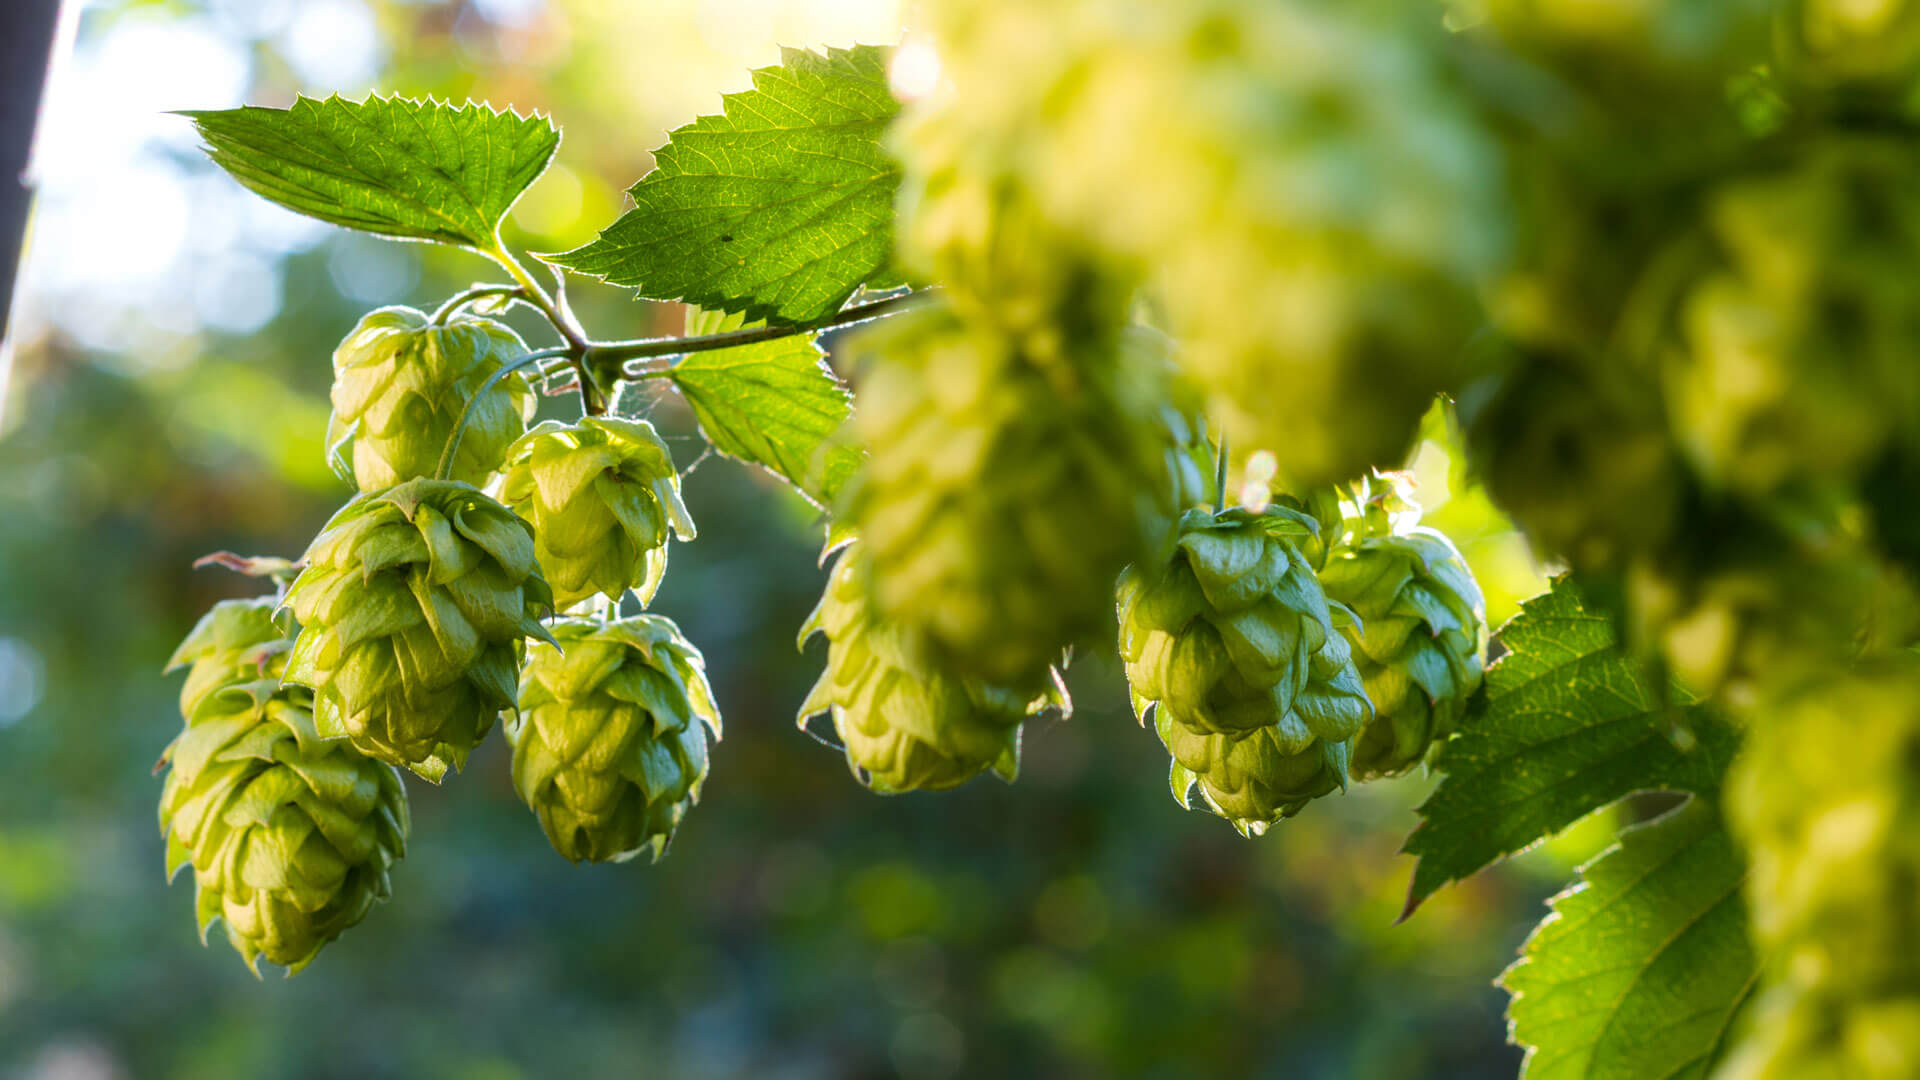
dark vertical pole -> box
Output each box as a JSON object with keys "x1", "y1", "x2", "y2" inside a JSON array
[{"x1": 0, "y1": 0, "x2": 65, "y2": 340}]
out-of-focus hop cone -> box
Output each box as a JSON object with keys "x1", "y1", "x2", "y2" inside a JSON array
[
  {"x1": 508, "y1": 616, "x2": 720, "y2": 863},
  {"x1": 1118, "y1": 506, "x2": 1372, "y2": 835},
  {"x1": 327, "y1": 305, "x2": 535, "y2": 491},
  {"x1": 799, "y1": 540, "x2": 1069, "y2": 794},
  {"x1": 1718, "y1": 660, "x2": 1920, "y2": 1080},
  {"x1": 498, "y1": 417, "x2": 695, "y2": 611},
  {"x1": 281, "y1": 478, "x2": 554, "y2": 782},
  {"x1": 844, "y1": 303, "x2": 1172, "y2": 690}
]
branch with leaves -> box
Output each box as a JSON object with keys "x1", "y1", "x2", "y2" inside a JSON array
[{"x1": 154, "y1": 11, "x2": 1920, "y2": 1080}]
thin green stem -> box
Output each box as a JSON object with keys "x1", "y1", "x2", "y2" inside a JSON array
[
  {"x1": 596, "y1": 289, "x2": 933, "y2": 375},
  {"x1": 1214, "y1": 428, "x2": 1230, "y2": 512},
  {"x1": 435, "y1": 347, "x2": 568, "y2": 482},
  {"x1": 431, "y1": 284, "x2": 525, "y2": 325},
  {"x1": 483, "y1": 239, "x2": 602, "y2": 414}
]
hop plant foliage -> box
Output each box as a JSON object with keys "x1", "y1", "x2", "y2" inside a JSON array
[
  {"x1": 282, "y1": 479, "x2": 554, "y2": 782},
  {"x1": 1119, "y1": 507, "x2": 1372, "y2": 835},
  {"x1": 159, "y1": 666, "x2": 407, "y2": 975},
  {"x1": 507, "y1": 616, "x2": 720, "y2": 863},
  {"x1": 799, "y1": 541, "x2": 1069, "y2": 794},
  {"x1": 499, "y1": 417, "x2": 695, "y2": 611},
  {"x1": 1316, "y1": 482, "x2": 1485, "y2": 779},
  {"x1": 845, "y1": 302, "x2": 1172, "y2": 688},
  {"x1": 327, "y1": 306, "x2": 535, "y2": 492}
]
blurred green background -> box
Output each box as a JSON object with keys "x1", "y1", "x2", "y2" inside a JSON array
[{"x1": 0, "y1": 2, "x2": 1577, "y2": 1077}]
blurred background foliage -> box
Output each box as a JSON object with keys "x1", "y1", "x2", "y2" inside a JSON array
[{"x1": 0, "y1": 1, "x2": 1564, "y2": 1076}]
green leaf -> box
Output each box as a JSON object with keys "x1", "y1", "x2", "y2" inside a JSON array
[
  {"x1": 1401, "y1": 576, "x2": 1741, "y2": 915},
  {"x1": 552, "y1": 45, "x2": 901, "y2": 326},
  {"x1": 184, "y1": 94, "x2": 559, "y2": 249},
  {"x1": 668, "y1": 306, "x2": 862, "y2": 508},
  {"x1": 1502, "y1": 798, "x2": 1758, "y2": 1080}
]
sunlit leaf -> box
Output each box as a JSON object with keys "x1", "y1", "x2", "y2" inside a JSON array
[
  {"x1": 552, "y1": 45, "x2": 901, "y2": 325},
  {"x1": 185, "y1": 94, "x2": 559, "y2": 249},
  {"x1": 1401, "y1": 577, "x2": 1741, "y2": 915}
]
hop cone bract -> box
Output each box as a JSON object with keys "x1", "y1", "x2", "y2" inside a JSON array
[
  {"x1": 1119, "y1": 507, "x2": 1372, "y2": 834},
  {"x1": 498, "y1": 417, "x2": 695, "y2": 611},
  {"x1": 846, "y1": 303, "x2": 1171, "y2": 688},
  {"x1": 508, "y1": 615, "x2": 720, "y2": 863},
  {"x1": 159, "y1": 673, "x2": 407, "y2": 975},
  {"x1": 165, "y1": 595, "x2": 289, "y2": 717},
  {"x1": 799, "y1": 541, "x2": 1069, "y2": 794},
  {"x1": 1316, "y1": 483, "x2": 1485, "y2": 779},
  {"x1": 327, "y1": 305, "x2": 535, "y2": 492},
  {"x1": 283, "y1": 479, "x2": 553, "y2": 782}
]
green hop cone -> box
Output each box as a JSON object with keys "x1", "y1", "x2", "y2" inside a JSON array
[
  {"x1": 498, "y1": 417, "x2": 696, "y2": 611},
  {"x1": 1776, "y1": 0, "x2": 1920, "y2": 96},
  {"x1": 159, "y1": 676, "x2": 408, "y2": 975},
  {"x1": 1118, "y1": 507, "x2": 1373, "y2": 835},
  {"x1": 1720, "y1": 661, "x2": 1920, "y2": 1079},
  {"x1": 846, "y1": 302, "x2": 1172, "y2": 688},
  {"x1": 283, "y1": 478, "x2": 554, "y2": 782},
  {"x1": 507, "y1": 615, "x2": 720, "y2": 863},
  {"x1": 798, "y1": 541, "x2": 1069, "y2": 794},
  {"x1": 165, "y1": 596, "x2": 290, "y2": 717},
  {"x1": 1652, "y1": 137, "x2": 1920, "y2": 506},
  {"x1": 327, "y1": 305, "x2": 535, "y2": 492},
  {"x1": 1316, "y1": 483, "x2": 1486, "y2": 779}
]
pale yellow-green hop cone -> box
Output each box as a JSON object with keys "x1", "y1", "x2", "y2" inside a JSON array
[
  {"x1": 1118, "y1": 506, "x2": 1373, "y2": 835},
  {"x1": 798, "y1": 541, "x2": 1069, "y2": 794},
  {"x1": 1653, "y1": 137, "x2": 1920, "y2": 505},
  {"x1": 1717, "y1": 660, "x2": 1920, "y2": 1080},
  {"x1": 158, "y1": 676, "x2": 408, "y2": 976},
  {"x1": 326, "y1": 305, "x2": 535, "y2": 492},
  {"x1": 1775, "y1": 0, "x2": 1920, "y2": 96},
  {"x1": 165, "y1": 595, "x2": 292, "y2": 718},
  {"x1": 508, "y1": 615, "x2": 720, "y2": 863},
  {"x1": 498, "y1": 417, "x2": 695, "y2": 611},
  {"x1": 1316, "y1": 481, "x2": 1486, "y2": 779},
  {"x1": 282, "y1": 478, "x2": 555, "y2": 782},
  {"x1": 845, "y1": 302, "x2": 1171, "y2": 689}
]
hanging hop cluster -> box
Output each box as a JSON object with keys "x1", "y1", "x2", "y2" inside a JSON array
[
  {"x1": 507, "y1": 616, "x2": 720, "y2": 863},
  {"x1": 799, "y1": 541, "x2": 1070, "y2": 794},
  {"x1": 844, "y1": 302, "x2": 1173, "y2": 689},
  {"x1": 1118, "y1": 506, "x2": 1372, "y2": 835},
  {"x1": 498, "y1": 417, "x2": 695, "y2": 611},
  {"x1": 282, "y1": 478, "x2": 554, "y2": 782},
  {"x1": 1720, "y1": 660, "x2": 1920, "y2": 1079},
  {"x1": 1315, "y1": 480, "x2": 1485, "y2": 779},
  {"x1": 160, "y1": 597, "x2": 408, "y2": 975},
  {"x1": 326, "y1": 305, "x2": 535, "y2": 492}
]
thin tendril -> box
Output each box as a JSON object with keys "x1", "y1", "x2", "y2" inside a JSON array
[{"x1": 434, "y1": 347, "x2": 568, "y2": 482}]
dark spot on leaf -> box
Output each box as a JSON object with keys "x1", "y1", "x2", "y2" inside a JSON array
[{"x1": 719, "y1": 234, "x2": 733, "y2": 243}]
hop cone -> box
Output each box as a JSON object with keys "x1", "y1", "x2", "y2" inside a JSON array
[
  {"x1": 327, "y1": 305, "x2": 535, "y2": 492},
  {"x1": 846, "y1": 302, "x2": 1171, "y2": 688},
  {"x1": 508, "y1": 616, "x2": 720, "y2": 863},
  {"x1": 799, "y1": 541, "x2": 1069, "y2": 794},
  {"x1": 283, "y1": 479, "x2": 554, "y2": 782},
  {"x1": 1654, "y1": 137, "x2": 1920, "y2": 504},
  {"x1": 499, "y1": 417, "x2": 695, "y2": 611},
  {"x1": 1316, "y1": 483, "x2": 1485, "y2": 779},
  {"x1": 159, "y1": 674, "x2": 407, "y2": 975},
  {"x1": 1720, "y1": 662, "x2": 1920, "y2": 1078},
  {"x1": 913, "y1": 0, "x2": 1502, "y2": 487},
  {"x1": 165, "y1": 596, "x2": 289, "y2": 717},
  {"x1": 1119, "y1": 507, "x2": 1373, "y2": 835}
]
